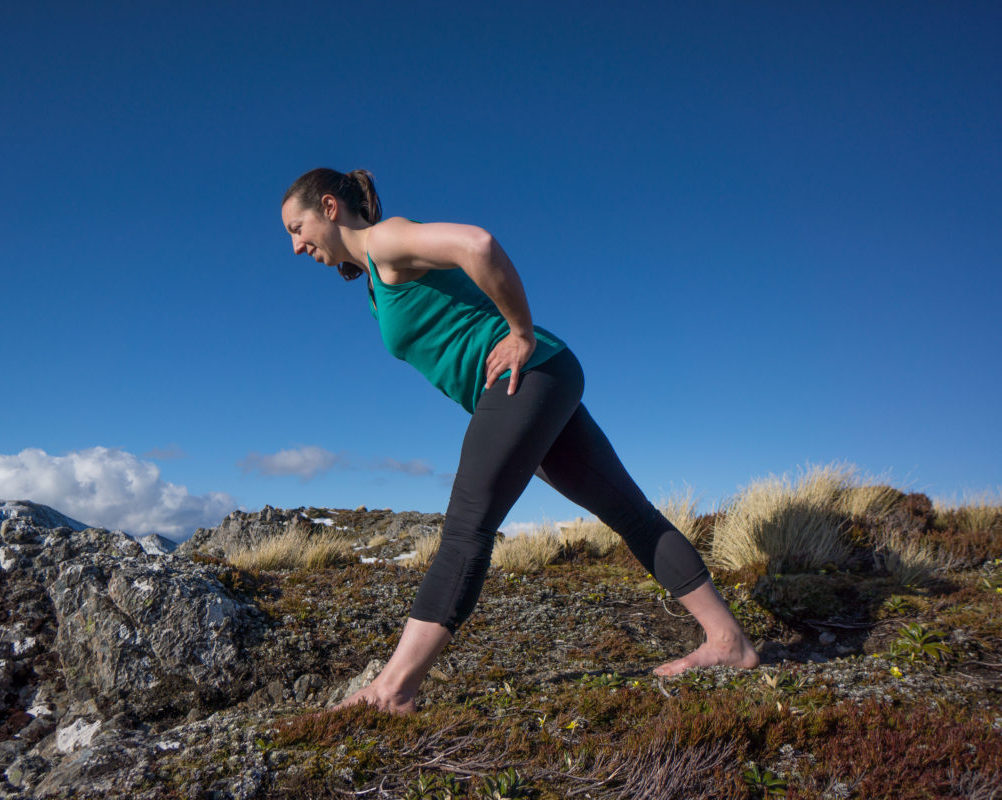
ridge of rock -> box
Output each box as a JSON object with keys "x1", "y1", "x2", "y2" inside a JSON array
[
  {"x1": 178, "y1": 504, "x2": 445, "y2": 559},
  {"x1": 0, "y1": 501, "x2": 89, "y2": 533}
]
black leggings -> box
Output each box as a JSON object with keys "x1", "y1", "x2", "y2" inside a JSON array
[{"x1": 409, "y1": 347, "x2": 710, "y2": 634}]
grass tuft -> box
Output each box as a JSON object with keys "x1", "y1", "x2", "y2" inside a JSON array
[
  {"x1": 225, "y1": 519, "x2": 355, "y2": 571},
  {"x1": 492, "y1": 528, "x2": 562, "y2": 573},
  {"x1": 710, "y1": 462, "x2": 858, "y2": 573},
  {"x1": 401, "y1": 531, "x2": 442, "y2": 570}
]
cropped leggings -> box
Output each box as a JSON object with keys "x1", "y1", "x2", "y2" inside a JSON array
[{"x1": 409, "y1": 347, "x2": 710, "y2": 634}]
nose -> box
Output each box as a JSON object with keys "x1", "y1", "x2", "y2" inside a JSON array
[{"x1": 292, "y1": 235, "x2": 306, "y2": 255}]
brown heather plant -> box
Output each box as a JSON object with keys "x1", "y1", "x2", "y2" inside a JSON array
[{"x1": 225, "y1": 519, "x2": 356, "y2": 571}]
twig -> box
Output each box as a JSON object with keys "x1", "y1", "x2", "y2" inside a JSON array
[
  {"x1": 803, "y1": 619, "x2": 877, "y2": 629},
  {"x1": 661, "y1": 595, "x2": 690, "y2": 617}
]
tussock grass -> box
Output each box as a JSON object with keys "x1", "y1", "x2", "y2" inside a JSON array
[
  {"x1": 492, "y1": 528, "x2": 562, "y2": 573},
  {"x1": 935, "y1": 490, "x2": 1002, "y2": 534},
  {"x1": 710, "y1": 463, "x2": 861, "y2": 573},
  {"x1": 839, "y1": 483, "x2": 903, "y2": 520},
  {"x1": 875, "y1": 527, "x2": 943, "y2": 586},
  {"x1": 657, "y1": 487, "x2": 707, "y2": 547},
  {"x1": 225, "y1": 520, "x2": 356, "y2": 571},
  {"x1": 366, "y1": 533, "x2": 390, "y2": 548},
  {"x1": 401, "y1": 531, "x2": 442, "y2": 569},
  {"x1": 556, "y1": 517, "x2": 621, "y2": 558}
]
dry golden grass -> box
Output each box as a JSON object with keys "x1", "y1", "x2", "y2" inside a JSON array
[
  {"x1": 839, "y1": 483, "x2": 902, "y2": 520},
  {"x1": 491, "y1": 527, "x2": 562, "y2": 573},
  {"x1": 401, "y1": 531, "x2": 442, "y2": 569},
  {"x1": 225, "y1": 520, "x2": 356, "y2": 571},
  {"x1": 366, "y1": 533, "x2": 390, "y2": 548},
  {"x1": 656, "y1": 487, "x2": 706, "y2": 547},
  {"x1": 935, "y1": 490, "x2": 1002, "y2": 534},
  {"x1": 556, "y1": 517, "x2": 621, "y2": 557},
  {"x1": 874, "y1": 526, "x2": 946, "y2": 586},
  {"x1": 710, "y1": 463, "x2": 859, "y2": 573}
]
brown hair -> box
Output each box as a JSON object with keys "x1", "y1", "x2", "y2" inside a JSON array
[{"x1": 282, "y1": 168, "x2": 383, "y2": 280}]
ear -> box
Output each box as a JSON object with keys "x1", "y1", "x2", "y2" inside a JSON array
[{"x1": 320, "y1": 193, "x2": 339, "y2": 220}]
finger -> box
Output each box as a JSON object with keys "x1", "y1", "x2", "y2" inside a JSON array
[{"x1": 508, "y1": 367, "x2": 519, "y2": 395}]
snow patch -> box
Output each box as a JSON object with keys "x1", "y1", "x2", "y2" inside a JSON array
[
  {"x1": 26, "y1": 701, "x2": 51, "y2": 718},
  {"x1": 57, "y1": 718, "x2": 101, "y2": 752},
  {"x1": 12, "y1": 637, "x2": 37, "y2": 656},
  {"x1": 157, "y1": 740, "x2": 182, "y2": 751},
  {"x1": 0, "y1": 547, "x2": 17, "y2": 571}
]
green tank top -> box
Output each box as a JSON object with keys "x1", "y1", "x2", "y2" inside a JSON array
[{"x1": 366, "y1": 252, "x2": 566, "y2": 413}]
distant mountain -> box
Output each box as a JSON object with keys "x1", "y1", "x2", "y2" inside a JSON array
[{"x1": 0, "y1": 500, "x2": 89, "y2": 531}]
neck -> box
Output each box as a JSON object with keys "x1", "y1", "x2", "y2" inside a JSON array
[{"x1": 338, "y1": 223, "x2": 373, "y2": 272}]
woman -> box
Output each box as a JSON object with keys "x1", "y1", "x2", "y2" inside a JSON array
[{"x1": 281, "y1": 168, "x2": 759, "y2": 715}]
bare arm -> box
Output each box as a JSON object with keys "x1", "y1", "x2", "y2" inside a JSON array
[{"x1": 368, "y1": 218, "x2": 537, "y2": 392}]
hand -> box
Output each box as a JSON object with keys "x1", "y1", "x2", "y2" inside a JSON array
[{"x1": 484, "y1": 331, "x2": 536, "y2": 394}]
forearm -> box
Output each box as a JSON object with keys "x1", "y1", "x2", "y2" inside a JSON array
[{"x1": 463, "y1": 237, "x2": 535, "y2": 337}]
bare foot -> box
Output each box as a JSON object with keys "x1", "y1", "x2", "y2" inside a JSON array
[
  {"x1": 333, "y1": 682, "x2": 417, "y2": 715},
  {"x1": 653, "y1": 633, "x2": 760, "y2": 677}
]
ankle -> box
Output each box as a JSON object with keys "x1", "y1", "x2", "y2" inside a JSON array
[{"x1": 706, "y1": 627, "x2": 743, "y2": 647}]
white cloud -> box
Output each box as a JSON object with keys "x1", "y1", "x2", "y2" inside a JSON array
[
  {"x1": 143, "y1": 444, "x2": 186, "y2": 460},
  {"x1": 238, "y1": 446, "x2": 439, "y2": 481},
  {"x1": 376, "y1": 458, "x2": 435, "y2": 476},
  {"x1": 0, "y1": 447, "x2": 235, "y2": 539},
  {"x1": 238, "y1": 446, "x2": 342, "y2": 481}
]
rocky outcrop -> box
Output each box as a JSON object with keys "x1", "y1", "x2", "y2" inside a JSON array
[
  {"x1": 0, "y1": 501, "x2": 446, "y2": 798},
  {"x1": 0, "y1": 512, "x2": 270, "y2": 798},
  {"x1": 179, "y1": 505, "x2": 444, "y2": 560},
  {"x1": 0, "y1": 501, "x2": 88, "y2": 534}
]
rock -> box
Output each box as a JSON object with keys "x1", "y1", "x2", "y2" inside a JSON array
[
  {"x1": 136, "y1": 532, "x2": 178, "y2": 555},
  {"x1": 819, "y1": 631, "x2": 837, "y2": 645},
  {"x1": 0, "y1": 501, "x2": 89, "y2": 533},
  {"x1": 177, "y1": 505, "x2": 444, "y2": 561},
  {"x1": 325, "y1": 659, "x2": 386, "y2": 708},
  {"x1": 293, "y1": 672, "x2": 324, "y2": 702}
]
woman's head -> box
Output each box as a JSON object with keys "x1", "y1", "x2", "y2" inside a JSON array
[{"x1": 282, "y1": 168, "x2": 382, "y2": 280}]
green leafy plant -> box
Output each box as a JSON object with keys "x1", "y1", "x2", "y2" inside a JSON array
[
  {"x1": 743, "y1": 763, "x2": 788, "y2": 797},
  {"x1": 478, "y1": 767, "x2": 532, "y2": 799},
  {"x1": 575, "y1": 671, "x2": 625, "y2": 688},
  {"x1": 889, "y1": 623, "x2": 952, "y2": 663},
  {"x1": 881, "y1": 595, "x2": 911, "y2": 615},
  {"x1": 760, "y1": 670, "x2": 808, "y2": 692},
  {"x1": 405, "y1": 772, "x2": 450, "y2": 800}
]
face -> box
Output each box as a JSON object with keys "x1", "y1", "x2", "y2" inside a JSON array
[{"x1": 281, "y1": 196, "x2": 338, "y2": 266}]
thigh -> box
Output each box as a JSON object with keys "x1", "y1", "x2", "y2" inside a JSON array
[
  {"x1": 535, "y1": 403, "x2": 659, "y2": 529},
  {"x1": 446, "y1": 348, "x2": 585, "y2": 535}
]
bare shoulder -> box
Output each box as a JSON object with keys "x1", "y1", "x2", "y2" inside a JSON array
[
  {"x1": 365, "y1": 217, "x2": 419, "y2": 270},
  {"x1": 367, "y1": 217, "x2": 492, "y2": 272}
]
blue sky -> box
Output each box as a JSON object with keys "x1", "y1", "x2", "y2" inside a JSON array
[{"x1": 1, "y1": 1, "x2": 999, "y2": 539}]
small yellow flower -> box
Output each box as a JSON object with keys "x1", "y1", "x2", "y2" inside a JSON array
[
  {"x1": 890, "y1": 666, "x2": 903, "y2": 678},
  {"x1": 996, "y1": 587, "x2": 1002, "y2": 594},
  {"x1": 564, "y1": 719, "x2": 579, "y2": 731}
]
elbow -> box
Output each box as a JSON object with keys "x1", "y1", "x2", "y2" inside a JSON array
[{"x1": 468, "y1": 227, "x2": 497, "y2": 264}]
